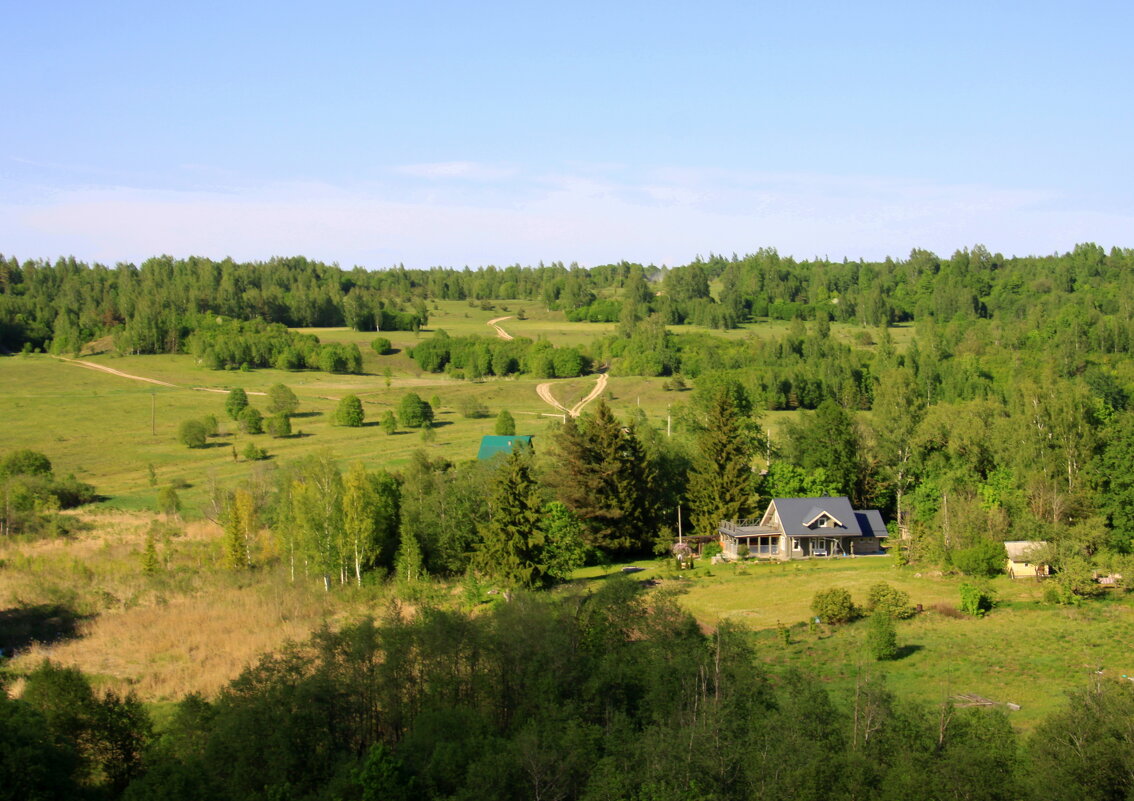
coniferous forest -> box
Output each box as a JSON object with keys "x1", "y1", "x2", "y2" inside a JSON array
[{"x1": 4, "y1": 243, "x2": 1134, "y2": 800}]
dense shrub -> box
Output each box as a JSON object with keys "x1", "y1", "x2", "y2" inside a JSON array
[
  {"x1": 811, "y1": 587, "x2": 857, "y2": 624},
  {"x1": 866, "y1": 582, "x2": 915, "y2": 619},
  {"x1": 178, "y1": 419, "x2": 207, "y2": 448},
  {"x1": 397, "y1": 393, "x2": 433, "y2": 428},
  {"x1": 866, "y1": 611, "x2": 899, "y2": 660},
  {"x1": 335, "y1": 395, "x2": 365, "y2": 427},
  {"x1": 959, "y1": 583, "x2": 995, "y2": 617},
  {"x1": 494, "y1": 409, "x2": 516, "y2": 436},
  {"x1": 266, "y1": 413, "x2": 292, "y2": 438},
  {"x1": 952, "y1": 540, "x2": 1005, "y2": 577},
  {"x1": 239, "y1": 407, "x2": 264, "y2": 435},
  {"x1": 267, "y1": 383, "x2": 299, "y2": 415},
  {"x1": 371, "y1": 336, "x2": 392, "y2": 355}
]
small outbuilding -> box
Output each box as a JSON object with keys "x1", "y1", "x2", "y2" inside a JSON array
[
  {"x1": 476, "y1": 435, "x2": 533, "y2": 460},
  {"x1": 1004, "y1": 541, "x2": 1049, "y2": 579}
]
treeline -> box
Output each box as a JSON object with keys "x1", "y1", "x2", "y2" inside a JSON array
[
  {"x1": 7, "y1": 243, "x2": 1134, "y2": 352},
  {"x1": 185, "y1": 317, "x2": 362, "y2": 373},
  {"x1": 408, "y1": 331, "x2": 592, "y2": 379},
  {"x1": 6, "y1": 581, "x2": 1134, "y2": 800}
]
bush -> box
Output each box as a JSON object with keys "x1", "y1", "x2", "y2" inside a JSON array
[
  {"x1": 952, "y1": 540, "x2": 1004, "y2": 577},
  {"x1": 266, "y1": 383, "x2": 299, "y2": 416},
  {"x1": 201, "y1": 414, "x2": 219, "y2": 437},
  {"x1": 335, "y1": 395, "x2": 365, "y2": 427},
  {"x1": 811, "y1": 587, "x2": 857, "y2": 624},
  {"x1": 371, "y1": 336, "x2": 392, "y2": 355},
  {"x1": 959, "y1": 583, "x2": 995, "y2": 617},
  {"x1": 243, "y1": 442, "x2": 269, "y2": 461},
  {"x1": 866, "y1": 611, "x2": 898, "y2": 660},
  {"x1": 397, "y1": 393, "x2": 433, "y2": 428},
  {"x1": 494, "y1": 409, "x2": 516, "y2": 436},
  {"x1": 238, "y1": 406, "x2": 264, "y2": 435},
  {"x1": 225, "y1": 388, "x2": 249, "y2": 420},
  {"x1": 0, "y1": 449, "x2": 53, "y2": 478},
  {"x1": 265, "y1": 413, "x2": 292, "y2": 438},
  {"x1": 380, "y1": 411, "x2": 398, "y2": 435},
  {"x1": 866, "y1": 582, "x2": 915, "y2": 619},
  {"x1": 178, "y1": 420, "x2": 207, "y2": 449},
  {"x1": 459, "y1": 397, "x2": 489, "y2": 418}
]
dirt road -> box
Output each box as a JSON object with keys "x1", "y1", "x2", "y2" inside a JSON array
[
  {"x1": 54, "y1": 356, "x2": 266, "y2": 395},
  {"x1": 486, "y1": 316, "x2": 514, "y2": 340},
  {"x1": 536, "y1": 372, "x2": 608, "y2": 418}
]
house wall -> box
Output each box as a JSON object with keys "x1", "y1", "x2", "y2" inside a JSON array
[{"x1": 1007, "y1": 559, "x2": 1047, "y2": 578}]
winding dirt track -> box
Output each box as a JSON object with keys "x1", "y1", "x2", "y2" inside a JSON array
[
  {"x1": 53, "y1": 356, "x2": 266, "y2": 395},
  {"x1": 536, "y1": 372, "x2": 608, "y2": 418},
  {"x1": 486, "y1": 316, "x2": 514, "y2": 340}
]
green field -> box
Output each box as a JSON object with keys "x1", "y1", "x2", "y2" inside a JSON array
[{"x1": 571, "y1": 556, "x2": 1134, "y2": 731}]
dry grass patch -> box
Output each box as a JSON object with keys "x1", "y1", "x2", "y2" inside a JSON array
[
  {"x1": 0, "y1": 510, "x2": 378, "y2": 701},
  {"x1": 10, "y1": 578, "x2": 336, "y2": 701}
]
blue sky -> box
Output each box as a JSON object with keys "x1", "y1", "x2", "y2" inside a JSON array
[{"x1": 3, "y1": 1, "x2": 1131, "y2": 268}]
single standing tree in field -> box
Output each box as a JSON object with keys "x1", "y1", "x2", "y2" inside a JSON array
[
  {"x1": 267, "y1": 383, "x2": 299, "y2": 416},
  {"x1": 239, "y1": 406, "x2": 264, "y2": 435},
  {"x1": 157, "y1": 485, "x2": 181, "y2": 517},
  {"x1": 380, "y1": 411, "x2": 398, "y2": 435},
  {"x1": 266, "y1": 413, "x2": 292, "y2": 438},
  {"x1": 397, "y1": 392, "x2": 433, "y2": 428},
  {"x1": 178, "y1": 419, "x2": 207, "y2": 449},
  {"x1": 335, "y1": 395, "x2": 365, "y2": 427},
  {"x1": 225, "y1": 388, "x2": 249, "y2": 420},
  {"x1": 494, "y1": 409, "x2": 516, "y2": 436}
]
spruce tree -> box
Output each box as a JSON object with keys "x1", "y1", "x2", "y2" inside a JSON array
[
  {"x1": 494, "y1": 409, "x2": 516, "y2": 436},
  {"x1": 476, "y1": 447, "x2": 546, "y2": 588},
  {"x1": 687, "y1": 384, "x2": 760, "y2": 536},
  {"x1": 550, "y1": 400, "x2": 656, "y2": 553}
]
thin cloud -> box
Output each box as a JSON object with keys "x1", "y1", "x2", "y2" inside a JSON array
[
  {"x1": 0, "y1": 171, "x2": 1125, "y2": 269},
  {"x1": 392, "y1": 161, "x2": 518, "y2": 181}
]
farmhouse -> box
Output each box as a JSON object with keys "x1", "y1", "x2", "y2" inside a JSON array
[
  {"x1": 1004, "y1": 541, "x2": 1049, "y2": 579},
  {"x1": 718, "y1": 496, "x2": 887, "y2": 560}
]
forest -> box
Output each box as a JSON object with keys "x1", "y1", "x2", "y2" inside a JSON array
[{"x1": 4, "y1": 242, "x2": 1134, "y2": 799}]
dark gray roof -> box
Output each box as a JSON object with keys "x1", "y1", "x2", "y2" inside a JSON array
[
  {"x1": 773, "y1": 496, "x2": 862, "y2": 536},
  {"x1": 853, "y1": 510, "x2": 888, "y2": 539}
]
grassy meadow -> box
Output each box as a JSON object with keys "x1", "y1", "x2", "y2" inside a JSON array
[
  {"x1": 2, "y1": 309, "x2": 1115, "y2": 736},
  {"x1": 573, "y1": 555, "x2": 1134, "y2": 731}
]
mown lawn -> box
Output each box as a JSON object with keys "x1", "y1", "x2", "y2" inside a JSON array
[{"x1": 572, "y1": 555, "x2": 1134, "y2": 732}]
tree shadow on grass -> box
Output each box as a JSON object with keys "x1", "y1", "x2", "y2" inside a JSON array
[
  {"x1": 893, "y1": 644, "x2": 924, "y2": 660},
  {"x1": 290, "y1": 411, "x2": 322, "y2": 419},
  {"x1": 0, "y1": 604, "x2": 92, "y2": 656}
]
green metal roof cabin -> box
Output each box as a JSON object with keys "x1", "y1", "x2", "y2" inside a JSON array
[{"x1": 476, "y1": 435, "x2": 533, "y2": 460}]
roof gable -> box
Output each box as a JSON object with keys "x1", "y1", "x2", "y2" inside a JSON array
[{"x1": 771, "y1": 496, "x2": 864, "y2": 536}]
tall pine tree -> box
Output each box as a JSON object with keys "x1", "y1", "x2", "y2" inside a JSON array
[
  {"x1": 475, "y1": 447, "x2": 546, "y2": 588},
  {"x1": 550, "y1": 400, "x2": 657, "y2": 553},
  {"x1": 687, "y1": 383, "x2": 761, "y2": 536}
]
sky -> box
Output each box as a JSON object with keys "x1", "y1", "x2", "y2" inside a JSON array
[{"x1": 3, "y1": 1, "x2": 1132, "y2": 269}]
